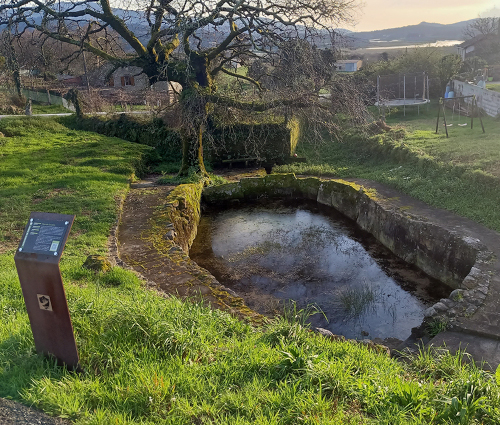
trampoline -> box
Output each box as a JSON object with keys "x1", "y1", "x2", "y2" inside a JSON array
[{"x1": 375, "y1": 73, "x2": 430, "y2": 116}]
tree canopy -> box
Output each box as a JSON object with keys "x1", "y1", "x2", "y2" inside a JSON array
[{"x1": 0, "y1": 0, "x2": 359, "y2": 175}]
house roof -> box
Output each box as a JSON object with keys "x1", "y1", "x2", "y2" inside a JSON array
[{"x1": 458, "y1": 33, "x2": 496, "y2": 49}]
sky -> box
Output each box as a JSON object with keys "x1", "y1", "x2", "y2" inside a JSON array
[{"x1": 349, "y1": 0, "x2": 498, "y2": 31}]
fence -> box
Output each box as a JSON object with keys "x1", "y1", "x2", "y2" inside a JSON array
[
  {"x1": 22, "y1": 89, "x2": 75, "y2": 112},
  {"x1": 452, "y1": 80, "x2": 500, "y2": 117}
]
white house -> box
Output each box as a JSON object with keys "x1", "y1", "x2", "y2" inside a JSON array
[
  {"x1": 456, "y1": 34, "x2": 498, "y2": 61},
  {"x1": 334, "y1": 60, "x2": 363, "y2": 72}
]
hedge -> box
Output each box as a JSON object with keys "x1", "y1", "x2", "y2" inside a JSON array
[{"x1": 73, "y1": 114, "x2": 300, "y2": 166}]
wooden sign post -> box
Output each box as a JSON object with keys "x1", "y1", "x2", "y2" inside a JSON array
[{"x1": 14, "y1": 212, "x2": 79, "y2": 369}]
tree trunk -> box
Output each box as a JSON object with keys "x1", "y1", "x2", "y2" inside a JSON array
[
  {"x1": 178, "y1": 123, "x2": 209, "y2": 177},
  {"x1": 13, "y1": 67, "x2": 22, "y2": 98},
  {"x1": 177, "y1": 87, "x2": 210, "y2": 178},
  {"x1": 6, "y1": 26, "x2": 22, "y2": 99}
]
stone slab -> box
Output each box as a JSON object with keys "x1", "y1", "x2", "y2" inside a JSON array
[{"x1": 429, "y1": 331, "x2": 500, "y2": 371}]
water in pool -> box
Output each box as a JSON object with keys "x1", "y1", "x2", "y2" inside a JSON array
[{"x1": 190, "y1": 199, "x2": 450, "y2": 340}]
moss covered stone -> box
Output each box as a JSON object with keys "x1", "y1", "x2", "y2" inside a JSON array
[
  {"x1": 317, "y1": 180, "x2": 365, "y2": 222},
  {"x1": 204, "y1": 174, "x2": 303, "y2": 205},
  {"x1": 296, "y1": 177, "x2": 321, "y2": 200},
  {"x1": 263, "y1": 173, "x2": 299, "y2": 196},
  {"x1": 239, "y1": 177, "x2": 267, "y2": 198},
  {"x1": 166, "y1": 182, "x2": 204, "y2": 252},
  {"x1": 82, "y1": 255, "x2": 112, "y2": 272},
  {"x1": 203, "y1": 182, "x2": 245, "y2": 203},
  {"x1": 207, "y1": 118, "x2": 301, "y2": 165}
]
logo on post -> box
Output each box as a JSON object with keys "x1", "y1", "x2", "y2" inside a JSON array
[{"x1": 37, "y1": 294, "x2": 53, "y2": 311}]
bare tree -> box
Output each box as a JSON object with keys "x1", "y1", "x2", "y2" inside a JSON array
[
  {"x1": 463, "y1": 17, "x2": 500, "y2": 38},
  {"x1": 1, "y1": 22, "x2": 22, "y2": 98},
  {"x1": 0, "y1": 0, "x2": 358, "y2": 176}
]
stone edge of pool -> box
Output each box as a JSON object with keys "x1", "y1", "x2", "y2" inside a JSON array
[{"x1": 124, "y1": 174, "x2": 498, "y2": 362}]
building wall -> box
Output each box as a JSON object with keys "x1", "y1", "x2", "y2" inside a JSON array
[
  {"x1": 462, "y1": 45, "x2": 476, "y2": 60},
  {"x1": 452, "y1": 79, "x2": 500, "y2": 117},
  {"x1": 110, "y1": 67, "x2": 182, "y2": 100},
  {"x1": 111, "y1": 66, "x2": 149, "y2": 90}
]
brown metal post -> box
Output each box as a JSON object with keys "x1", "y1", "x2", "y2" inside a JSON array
[
  {"x1": 14, "y1": 212, "x2": 79, "y2": 369},
  {"x1": 475, "y1": 97, "x2": 486, "y2": 133},
  {"x1": 435, "y1": 98, "x2": 441, "y2": 133},
  {"x1": 471, "y1": 96, "x2": 474, "y2": 130},
  {"x1": 442, "y1": 103, "x2": 449, "y2": 138}
]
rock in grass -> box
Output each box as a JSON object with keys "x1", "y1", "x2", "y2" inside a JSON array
[
  {"x1": 82, "y1": 255, "x2": 112, "y2": 272},
  {"x1": 312, "y1": 327, "x2": 335, "y2": 338}
]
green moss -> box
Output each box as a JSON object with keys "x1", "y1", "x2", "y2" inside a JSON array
[
  {"x1": 296, "y1": 177, "x2": 321, "y2": 199},
  {"x1": 82, "y1": 254, "x2": 112, "y2": 272},
  {"x1": 166, "y1": 182, "x2": 204, "y2": 252},
  {"x1": 239, "y1": 177, "x2": 267, "y2": 197},
  {"x1": 203, "y1": 182, "x2": 245, "y2": 203},
  {"x1": 206, "y1": 118, "x2": 302, "y2": 164},
  {"x1": 264, "y1": 173, "x2": 298, "y2": 192}
]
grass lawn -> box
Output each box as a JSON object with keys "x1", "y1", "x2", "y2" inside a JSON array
[
  {"x1": 0, "y1": 117, "x2": 500, "y2": 424},
  {"x1": 276, "y1": 103, "x2": 500, "y2": 232},
  {"x1": 486, "y1": 84, "x2": 500, "y2": 93},
  {"x1": 384, "y1": 104, "x2": 499, "y2": 176},
  {"x1": 31, "y1": 103, "x2": 72, "y2": 114}
]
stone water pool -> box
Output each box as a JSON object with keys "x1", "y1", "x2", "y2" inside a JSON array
[{"x1": 190, "y1": 199, "x2": 451, "y2": 340}]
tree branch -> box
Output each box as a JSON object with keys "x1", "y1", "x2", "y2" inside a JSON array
[{"x1": 219, "y1": 67, "x2": 262, "y2": 91}]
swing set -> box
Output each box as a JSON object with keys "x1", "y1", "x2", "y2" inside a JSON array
[{"x1": 435, "y1": 95, "x2": 485, "y2": 138}]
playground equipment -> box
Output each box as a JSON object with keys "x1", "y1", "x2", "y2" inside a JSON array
[
  {"x1": 435, "y1": 95, "x2": 485, "y2": 138},
  {"x1": 376, "y1": 73, "x2": 430, "y2": 116}
]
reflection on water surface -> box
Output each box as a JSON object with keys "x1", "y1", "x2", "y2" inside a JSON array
[{"x1": 190, "y1": 199, "x2": 450, "y2": 340}]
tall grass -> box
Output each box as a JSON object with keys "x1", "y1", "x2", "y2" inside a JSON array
[{"x1": 338, "y1": 285, "x2": 378, "y2": 318}]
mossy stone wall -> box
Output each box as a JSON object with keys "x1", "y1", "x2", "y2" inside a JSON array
[
  {"x1": 206, "y1": 117, "x2": 300, "y2": 164},
  {"x1": 74, "y1": 115, "x2": 183, "y2": 164},
  {"x1": 74, "y1": 115, "x2": 300, "y2": 166},
  {"x1": 166, "y1": 182, "x2": 203, "y2": 253}
]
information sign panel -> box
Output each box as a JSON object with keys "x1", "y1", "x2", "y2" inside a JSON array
[
  {"x1": 14, "y1": 212, "x2": 79, "y2": 369},
  {"x1": 18, "y1": 217, "x2": 71, "y2": 257}
]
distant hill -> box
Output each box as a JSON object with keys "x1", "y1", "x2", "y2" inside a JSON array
[{"x1": 344, "y1": 20, "x2": 473, "y2": 48}]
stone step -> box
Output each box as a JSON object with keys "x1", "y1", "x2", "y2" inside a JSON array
[
  {"x1": 456, "y1": 308, "x2": 500, "y2": 337},
  {"x1": 429, "y1": 331, "x2": 500, "y2": 371}
]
